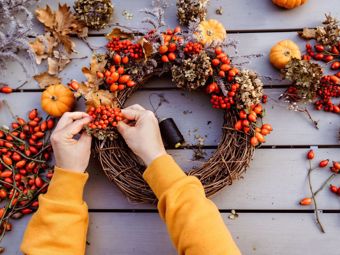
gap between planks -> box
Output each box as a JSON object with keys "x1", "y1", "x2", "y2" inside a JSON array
[{"x1": 87, "y1": 209, "x2": 340, "y2": 214}]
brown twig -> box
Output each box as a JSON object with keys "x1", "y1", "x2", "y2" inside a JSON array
[
  {"x1": 313, "y1": 173, "x2": 336, "y2": 197},
  {"x1": 297, "y1": 108, "x2": 319, "y2": 130},
  {"x1": 308, "y1": 160, "x2": 325, "y2": 233}
]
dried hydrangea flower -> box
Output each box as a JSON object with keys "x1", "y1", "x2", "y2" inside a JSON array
[
  {"x1": 171, "y1": 51, "x2": 211, "y2": 90},
  {"x1": 176, "y1": 0, "x2": 208, "y2": 26},
  {"x1": 235, "y1": 70, "x2": 264, "y2": 110},
  {"x1": 74, "y1": 0, "x2": 114, "y2": 30},
  {"x1": 282, "y1": 58, "x2": 323, "y2": 102}
]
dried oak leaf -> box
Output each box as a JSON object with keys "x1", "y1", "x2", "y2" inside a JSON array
[
  {"x1": 29, "y1": 37, "x2": 47, "y2": 64},
  {"x1": 106, "y1": 28, "x2": 134, "y2": 40},
  {"x1": 47, "y1": 51, "x2": 71, "y2": 75},
  {"x1": 81, "y1": 55, "x2": 107, "y2": 87},
  {"x1": 34, "y1": 72, "x2": 61, "y2": 89},
  {"x1": 138, "y1": 38, "x2": 153, "y2": 60},
  {"x1": 85, "y1": 90, "x2": 115, "y2": 109},
  {"x1": 30, "y1": 33, "x2": 58, "y2": 64},
  {"x1": 298, "y1": 28, "x2": 316, "y2": 40},
  {"x1": 36, "y1": 4, "x2": 88, "y2": 54}
]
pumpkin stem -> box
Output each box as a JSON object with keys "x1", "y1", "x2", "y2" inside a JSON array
[{"x1": 50, "y1": 96, "x2": 58, "y2": 101}]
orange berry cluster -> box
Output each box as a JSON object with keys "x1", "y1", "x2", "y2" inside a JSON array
[
  {"x1": 250, "y1": 123, "x2": 273, "y2": 146},
  {"x1": 97, "y1": 65, "x2": 136, "y2": 92},
  {"x1": 234, "y1": 104, "x2": 272, "y2": 146},
  {"x1": 209, "y1": 83, "x2": 240, "y2": 109},
  {"x1": 183, "y1": 42, "x2": 203, "y2": 55},
  {"x1": 87, "y1": 105, "x2": 124, "y2": 130},
  {"x1": 211, "y1": 47, "x2": 239, "y2": 81},
  {"x1": 0, "y1": 109, "x2": 54, "y2": 220},
  {"x1": 158, "y1": 26, "x2": 182, "y2": 63},
  {"x1": 106, "y1": 37, "x2": 144, "y2": 59}
]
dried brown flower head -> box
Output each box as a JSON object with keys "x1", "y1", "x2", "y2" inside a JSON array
[
  {"x1": 74, "y1": 0, "x2": 114, "y2": 30},
  {"x1": 176, "y1": 0, "x2": 208, "y2": 26},
  {"x1": 235, "y1": 70, "x2": 264, "y2": 110},
  {"x1": 282, "y1": 58, "x2": 323, "y2": 102},
  {"x1": 171, "y1": 51, "x2": 212, "y2": 90},
  {"x1": 299, "y1": 14, "x2": 340, "y2": 47}
]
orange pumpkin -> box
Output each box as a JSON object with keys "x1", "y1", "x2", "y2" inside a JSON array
[
  {"x1": 41, "y1": 84, "x2": 75, "y2": 117},
  {"x1": 197, "y1": 19, "x2": 227, "y2": 45},
  {"x1": 273, "y1": 0, "x2": 307, "y2": 9},
  {"x1": 270, "y1": 40, "x2": 301, "y2": 69}
]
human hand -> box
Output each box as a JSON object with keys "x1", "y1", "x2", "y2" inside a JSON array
[
  {"x1": 117, "y1": 104, "x2": 167, "y2": 166},
  {"x1": 50, "y1": 112, "x2": 92, "y2": 173}
]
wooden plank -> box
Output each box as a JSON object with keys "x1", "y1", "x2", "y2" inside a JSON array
[
  {"x1": 1, "y1": 90, "x2": 339, "y2": 146},
  {"x1": 85, "y1": 148, "x2": 340, "y2": 210},
  {"x1": 85, "y1": 212, "x2": 340, "y2": 255},
  {"x1": 35, "y1": 0, "x2": 340, "y2": 31},
  {"x1": 3, "y1": 212, "x2": 340, "y2": 255}
]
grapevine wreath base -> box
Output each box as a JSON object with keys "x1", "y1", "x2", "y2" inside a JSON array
[
  {"x1": 70, "y1": 7, "x2": 272, "y2": 203},
  {"x1": 95, "y1": 87, "x2": 254, "y2": 203}
]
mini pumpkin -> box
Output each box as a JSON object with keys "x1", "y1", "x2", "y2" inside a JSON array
[
  {"x1": 272, "y1": 0, "x2": 307, "y2": 9},
  {"x1": 197, "y1": 19, "x2": 227, "y2": 45},
  {"x1": 41, "y1": 84, "x2": 75, "y2": 117},
  {"x1": 270, "y1": 40, "x2": 301, "y2": 69}
]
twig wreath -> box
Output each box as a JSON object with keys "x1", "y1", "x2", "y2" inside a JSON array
[{"x1": 70, "y1": 6, "x2": 273, "y2": 203}]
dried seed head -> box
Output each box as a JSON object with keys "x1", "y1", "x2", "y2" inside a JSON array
[{"x1": 74, "y1": 0, "x2": 114, "y2": 30}]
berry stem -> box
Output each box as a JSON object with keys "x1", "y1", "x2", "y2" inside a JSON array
[{"x1": 308, "y1": 160, "x2": 325, "y2": 233}]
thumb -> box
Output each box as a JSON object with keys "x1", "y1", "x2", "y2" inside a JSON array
[{"x1": 117, "y1": 121, "x2": 131, "y2": 136}]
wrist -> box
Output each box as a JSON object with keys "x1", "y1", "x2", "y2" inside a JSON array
[{"x1": 143, "y1": 149, "x2": 167, "y2": 166}]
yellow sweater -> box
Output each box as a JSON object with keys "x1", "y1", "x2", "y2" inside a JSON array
[{"x1": 21, "y1": 155, "x2": 241, "y2": 255}]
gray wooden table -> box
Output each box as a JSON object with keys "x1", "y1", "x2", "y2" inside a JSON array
[{"x1": 1, "y1": 0, "x2": 340, "y2": 254}]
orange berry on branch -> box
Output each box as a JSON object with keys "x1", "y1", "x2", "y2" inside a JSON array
[
  {"x1": 159, "y1": 45, "x2": 168, "y2": 54},
  {"x1": 168, "y1": 52, "x2": 176, "y2": 61},
  {"x1": 212, "y1": 59, "x2": 220, "y2": 66},
  {"x1": 299, "y1": 198, "x2": 312, "y2": 206},
  {"x1": 161, "y1": 55, "x2": 169, "y2": 63},
  {"x1": 250, "y1": 137, "x2": 259, "y2": 146},
  {"x1": 113, "y1": 54, "x2": 121, "y2": 65}
]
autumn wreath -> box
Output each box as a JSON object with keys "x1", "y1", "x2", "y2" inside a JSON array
[{"x1": 70, "y1": 8, "x2": 272, "y2": 203}]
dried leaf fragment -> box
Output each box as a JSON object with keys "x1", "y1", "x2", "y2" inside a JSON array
[
  {"x1": 81, "y1": 55, "x2": 107, "y2": 87},
  {"x1": 298, "y1": 28, "x2": 316, "y2": 40},
  {"x1": 34, "y1": 72, "x2": 61, "y2": 89},
  {"x1": 106, "y1": 28, "x2": 134, "y2": 40}
]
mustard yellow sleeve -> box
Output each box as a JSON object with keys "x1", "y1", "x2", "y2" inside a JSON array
[
  {"x1": 144, "y1": 155, "x2": 241, "y2": 255},
  {"x1": 20, "y1": 167, "x2": 89, "y2": 255}
]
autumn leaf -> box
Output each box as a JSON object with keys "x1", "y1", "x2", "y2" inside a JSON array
[
  {"x1": 81, "y1": 55, "x2": 107, "y2": 87},
  {"x1": 35, "y1": 4, "x2": 88, "y2": 54},
  {"x1": 29, "y1": 33, "x2": 58, "y2": 64},
  {"x1": 138, "y1": 38, "x2": 153, "y2": 60},
  {"x1": 85, "y1": 90, "x2": 115, "y2": 109},
  {"x1": 33, "y1": 72, "x2": 61, "y2": 89},
  {"x1": 47, "y1": 51, "x2": 71, "y2": 75},
  {"x1": 106, "y1": 28, "x2": 134, "y2": 40},
  {"x1": 29, "y1": 37, "x2": 47, "y2": 64},
  {"x1": 298, "y1": 28, "x2": 316, "y2": 40}
]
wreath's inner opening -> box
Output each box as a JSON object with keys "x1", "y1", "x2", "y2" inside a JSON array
[{"x1": 124, "y1": 76, "x2": 224, "y2": 173}]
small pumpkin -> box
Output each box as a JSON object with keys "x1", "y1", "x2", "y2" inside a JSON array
[
  {"x1": 41, "y1": 84, "x2": 75, "y2": 117},
  {"x1": 197, "y1": 19, "x2": 227, "y2": 45},
  {"x1": 270, "y1": 40, "x2": 301, "y2": 69},
  {"x1": 272, "y1": 0, "x2": 307, "y2": 9}
]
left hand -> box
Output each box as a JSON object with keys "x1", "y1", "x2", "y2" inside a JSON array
[{"x1": 50, "y1": 112, "x2": 92, "y2": 173}]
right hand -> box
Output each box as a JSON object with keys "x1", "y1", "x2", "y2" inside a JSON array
[
  {"x1": 117, "y1": 104, "x2": 167, "y2": 166},
  {"x1": 50, "y1": 112, "x2": 92, "y2": 173}
]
